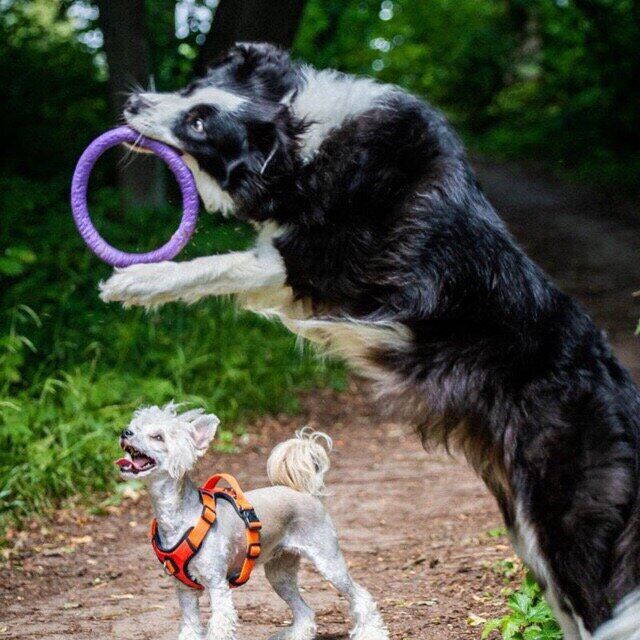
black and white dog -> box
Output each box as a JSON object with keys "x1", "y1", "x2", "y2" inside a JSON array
[{"x1": 101, "y1": 43, "x2": 640, "y2": 639}]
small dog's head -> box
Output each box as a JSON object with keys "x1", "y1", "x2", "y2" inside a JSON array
[
  {"x1": 116, "y1": 403, "x2": 220, "y2": 480},
  {"x1": 123, "y1": 42, "x2": 301, "y2": 216}
]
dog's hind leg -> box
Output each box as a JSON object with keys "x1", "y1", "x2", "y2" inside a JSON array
[
  {"x1": 264, "y1": 552, "x2": 316, "y2": 640},
  {"x1": 299, "y1": 521, "x2": 388, "y2": 640},
  {"x1": 176, "y1": 587, "x2": 205, "y2": 640}
]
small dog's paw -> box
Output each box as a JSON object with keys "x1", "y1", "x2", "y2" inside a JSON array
[
  {"x1": 349, "y1": 623, "x2": 389, "y2": 640},
  {"x1": 99, "y1": 262, "x2": 181, "y2": 308},
  {"x1": 178, "y1": 626, "x2": 205, "y2": 640},
  {"x1": 268, "y1": 620, "x2": 316, "y2": 640}
]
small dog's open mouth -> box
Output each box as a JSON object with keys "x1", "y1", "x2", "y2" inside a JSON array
[{"x1": 115, "y1": 444, "x2": 157, "y2": 475}]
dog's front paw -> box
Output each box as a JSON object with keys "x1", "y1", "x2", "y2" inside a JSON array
[
  {"x1": 178, "y1": 627, "x2": 205, "y2": 640},
  {"x1": 268, "y1": 620, "x2": 316, "y2": 640},
  {"x1": 99, "y1": 262, "x2": 182, "y2": 308}
]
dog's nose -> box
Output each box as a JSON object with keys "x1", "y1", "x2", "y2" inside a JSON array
[
  {"x1": 124, "y1": 94, "x2": 148, "y2": 115},
  {"x1": 121, "y1": 428, "x2": 134, "y2": 439}
]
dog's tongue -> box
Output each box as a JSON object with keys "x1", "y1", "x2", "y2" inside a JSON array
[{"x1": 114, "y1": 456, "x2": 150, "y2": 470}]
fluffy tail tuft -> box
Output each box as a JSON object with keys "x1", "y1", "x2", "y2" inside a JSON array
[{"x1": 267, "y1": 427, "x2": 333, "y2": 497}]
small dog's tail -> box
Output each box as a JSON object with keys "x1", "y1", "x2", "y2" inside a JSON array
[{"x1": 266, "y1": 427, "x2": 333, "y2": 497}]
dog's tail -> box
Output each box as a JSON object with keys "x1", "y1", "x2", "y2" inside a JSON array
[{"x1": 266, "y1": 427, "x2": 333, "y2": 497}]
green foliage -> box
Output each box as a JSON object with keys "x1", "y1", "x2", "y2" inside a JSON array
[
  {"x1": 297, "y1": 0, "x2": 640, "y2": 190},
  {"x1": 483, "y1": 573, "x2": 563, "y2": 640},
  {"x1": 297, "y1": 0, "x2": 517, "y2": 130},
  {"x1": 145, "y1": 0, "x2": 207, "y2": 91},
  {"x1": 0, "y1": 1, "x2": 107, "y2": 180}
]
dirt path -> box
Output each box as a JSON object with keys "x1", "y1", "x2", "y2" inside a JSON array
[{"x1": 1, "y1": 161, "x2": 639, "y2": 639}]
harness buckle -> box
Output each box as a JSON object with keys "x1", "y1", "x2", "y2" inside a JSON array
[
  {"x1": 240, "y1": 508, "x2": 262, "y2": 530},
  {"x1": 163, "y1": 557, "x2": 179, "y2": 576},
  {"x1": 247, "y1": 542, "x2": 262, "y2": 559},
  {"x1": 202, "y1": 505, "x2": 216, "y2": 525}
]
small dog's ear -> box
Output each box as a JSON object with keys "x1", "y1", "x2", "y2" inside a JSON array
[{"x1": 191, "y1": 414, "x2": 220, "y2": 453}]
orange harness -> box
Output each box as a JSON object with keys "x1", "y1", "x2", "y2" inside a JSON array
[{"x1": 150, "y1": 473, "x2": 262, "y2": 590}]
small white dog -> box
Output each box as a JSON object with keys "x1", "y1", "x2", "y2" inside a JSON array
[{"x1": 116, "y1": 403, "x2": 388, "y2": 640}]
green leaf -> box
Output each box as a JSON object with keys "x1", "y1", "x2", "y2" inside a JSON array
[
  {"x1": 502, "y1": 618, "x2": 523, "y2": 640},
  {"x1": 523, "y1": 625, "x2": 542, "y2": 640},
  {"x1": 527, "y1": 601, "x2": 554, "y2": 623},
  {"x1": 482, "y1": 618, "x2": 503, "y2": 639},
  {"x1": 534, "y1": 622, "x2": 563, "y2": 640},
  {"x1": 5, "y1": 247, "x2": 36, "y2": 264},
  {"x1": 509, "y1": 592, "x2": 532, "y2": 617},
  {"x1": 0, "y1": 257, "x2": 24, "y2": 276},
  {"x1": 521, "y1": 572, "x2": 541, "y2": 597}
]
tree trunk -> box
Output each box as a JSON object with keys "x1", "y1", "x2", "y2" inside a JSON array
[
  {"x1": 195, "y1": 0, "x2": 308, "y2": 76},
  {"x1": 96, "y1": 0, "x2": 164, "y2": 208}
]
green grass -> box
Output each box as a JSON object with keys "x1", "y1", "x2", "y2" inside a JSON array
[{"x1": 0, "y1": 177, "x2": 345, "y2": 535}]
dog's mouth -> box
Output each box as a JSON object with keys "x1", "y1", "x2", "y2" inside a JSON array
[
  {"x1": 115, "y1": 444, "x2": 157, "y2": 476},
  {"x1": 124, "y1": 115, "x2": 184, "y2": 156},
  {"x1": 122, "y1": 138, "x2": 183, "y2": 157},
  {"x1": 122, "y1": 141, "x2": 155, "y2": 155}
]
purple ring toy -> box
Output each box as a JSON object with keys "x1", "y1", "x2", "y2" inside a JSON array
[{"x1": 70, "y1": 126, "x2": 199, "y2": 267}]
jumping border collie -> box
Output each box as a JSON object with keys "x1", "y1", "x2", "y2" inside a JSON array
[{"x1": 101, "y1": 43, "x2": 640, "y2": 639}]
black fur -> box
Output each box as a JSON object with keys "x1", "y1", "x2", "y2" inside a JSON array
[
  {"x1": 182, "y1": 42, "x2": 301, "y2": 103},
  {"x1": 153, "y1": 44, "x2": 640, "y2": 632}
]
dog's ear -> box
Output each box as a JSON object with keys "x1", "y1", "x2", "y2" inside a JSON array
[
  {"x1": 244, "y1": 103, "x2": 291, "y2": 170},
  {"x1": 208, "y1": 42, "x2": 292, "y2": 83},
  {"x1": 246, "y1": 118, "x2": 278, "y2": 161},
  {"x1": 204, "y1": 42, "x2": 296, "y2": 103},
  {"x1": 190, "y1": 413, "x2": 220, "y2": 453}
]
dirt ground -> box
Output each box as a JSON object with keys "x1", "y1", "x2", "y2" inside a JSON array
[{"x1": 1, "y1": 160, "x2": 639, "y2": 639}]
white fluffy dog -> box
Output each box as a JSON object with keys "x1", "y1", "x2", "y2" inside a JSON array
[{"x1": 117, "y1": 403, "x2": 388, "y2": 640}]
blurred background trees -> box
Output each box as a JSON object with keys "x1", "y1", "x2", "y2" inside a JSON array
[
  {"x1": 0, "y1": 0, "x2": 638, "y2": 527},
  {"x1": 296, "y1": 0, "x2": 640, "y2": 184},
  {"x1": 96, "y1": 0, "x2": 164, "y2": 206},
  {"x1": 2, "y1": 0, "x2": 639, "y2": 189},
  {"x1": 194, "y1": 0, "x2": 308, "y2": 74}
]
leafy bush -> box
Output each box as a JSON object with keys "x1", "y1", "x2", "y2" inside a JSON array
[
  {"x1": 483, "y1": 572, "x2": 562, "y2": 640},
  {"x1": 0, "y1": 1, "x2": 107, "y2": 180}
]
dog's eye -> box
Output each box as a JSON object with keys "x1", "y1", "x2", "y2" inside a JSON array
[
  {"x1": 151, "y1": 434, "x2": 164, "y2": 442},
  {"x1": 190, "y1": 118, "x2": 205, "y2": 134}
]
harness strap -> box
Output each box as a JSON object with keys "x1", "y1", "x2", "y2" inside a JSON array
[
  {"x1": 201, "y1": 473, "x2": 262, "y2": 588},
  {"x1": 150, "y1": 473, "x2": 262, "y2": 590},
  {"x1": 150, "y1": 490, "x2": 216, "y2": 589},
  {"x1": 201, "y1": 473, "x2": 255, "y2": 510}
]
